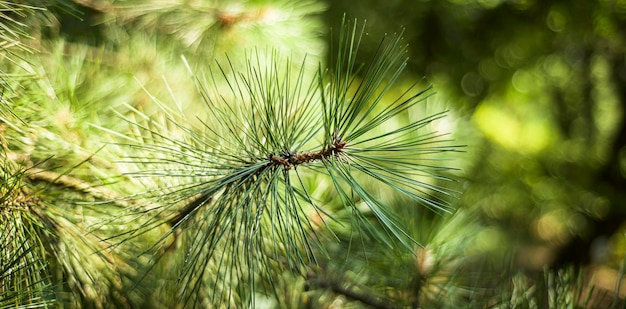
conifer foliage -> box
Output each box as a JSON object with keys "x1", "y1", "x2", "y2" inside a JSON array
[
  {"x1": 0, "y1": 0, "x2": 626, "y2": 308},
  {"x1": 116, "y1": 18, "x2": 460, "y2": 307},
  {"x1": 0, "y1": 1, "x2": 462, "y2": 308}
]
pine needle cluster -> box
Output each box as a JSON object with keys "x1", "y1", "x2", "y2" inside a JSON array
[{"x1": 111, "y1": 18, "x2": 461, "y2": 307}]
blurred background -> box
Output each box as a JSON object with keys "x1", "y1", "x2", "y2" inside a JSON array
[
  {"x1": 324, "y1": 1, "x2": 626, "y2": 306},
  {"x1": 2, "y1": 0, "x2": 625, "y2": 308},
  {"x1": 324, "y1": 0, "x2": 626, "y2": 272},
  {"x1": 326, "y1": 0, "x2": 626, "y2": 269}
]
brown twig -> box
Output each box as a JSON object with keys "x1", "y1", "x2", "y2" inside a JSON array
[
  {"x1": 268, "y1": 139, "x2": 347, "y2": 170},
  {"x1": 26, "y1": 167, "x2": 131, "y2": 207},
  {"x1": 307, "y1": 276, "x2": 396, "y2": 309}
]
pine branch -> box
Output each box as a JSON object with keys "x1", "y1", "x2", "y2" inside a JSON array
[
  {"x1": 0, "y1": 147, "x2": 139, "y2": 307},
  {"x1": 113, "y1": 17, "x2": 462, "y2": 307},
  {"x1": 307, "y1": 276, "x2": 396, "y2": 309},
  {"x1": 110, "y1": 0, "x2": 327, "y2": 61},
  {"x1": 26, "y1": 167, "x2": 131, "y2": 206}
]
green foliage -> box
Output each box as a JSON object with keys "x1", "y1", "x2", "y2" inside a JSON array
[
  {"x1": 2, "y1": 0, "x2": 625, "y2": 308},
  {"x1": 0, "y1": 158, "x2": 53, "y2": 309},
  {"x1": 0, "y1": 149, "x2": 138, "y2": 307},
  {"x1": 108, "y1": 18, "x2": 460, "y2": 306}
]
